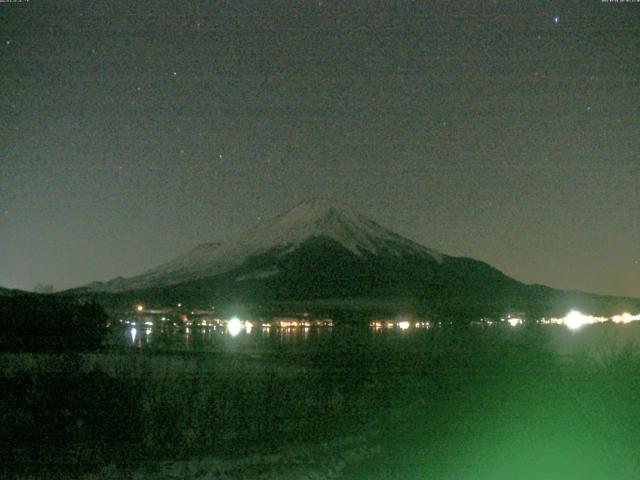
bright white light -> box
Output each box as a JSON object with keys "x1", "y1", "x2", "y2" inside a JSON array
[
  {"x1": 508, "y1": 317, "x2": 523, "y2": 327},
  {"x1": 130, "y1": 327, "x2": 137, "y2": 343},
  {"x1": 398, "y1": 321, "x2": 410, "y2": 330},
  {"x1": 542, "y1": 310, "x2": 640, "y2": 328},
  {"x1": 564, "y1": 310, "x2": 589, "y2": 330},
  {"x1": 245, "y1": 321, "x2": 253, "y2": 334},
  {"x1": 227, "y1": 317, "x2": 242, "y2": 336},
  {"x1": 612, "y1": 312, "x2": 640, "y2": 324},
  {"x1": 136, "y1": 305, "x2": 144, "y2": 312}
]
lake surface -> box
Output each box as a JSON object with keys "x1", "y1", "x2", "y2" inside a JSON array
[
  {"x1": 113, "y1": 316, "x2": 640, "y2": 358},
  {"x1": 116, "y1": 321, "x2": 402, "y2": 353}
]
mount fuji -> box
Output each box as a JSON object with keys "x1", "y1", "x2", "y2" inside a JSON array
[
  {"x1": 78, "y1": 199, "x2": 638, "y2": 318},
  {"x1": 88, "y1": 199, "x2": 445, "y2": 292}
]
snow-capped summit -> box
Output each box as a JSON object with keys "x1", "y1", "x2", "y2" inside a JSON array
[
  {"x1": 86, "y1": 199, "x2": 444, "y2": 292},
  {"x1": 235, "y1": 198, "x2": 443, "y2": 260},
  {"x1": 73, "y1": 199, "x2": 640, "y2": 318}
]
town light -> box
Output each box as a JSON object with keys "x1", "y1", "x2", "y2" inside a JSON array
[
  {"x1": 564, "y1": 310, "x2": 588, "y2": 330},
  {"x1": 508, "y1": 317, "x2": 523, "y2": 327},
  {"x1": 612, "y1": 312, "x2": 640, "y2": 324},
  {"x1": 227, "y1": 317, "x2": 242, "y2": 336}
]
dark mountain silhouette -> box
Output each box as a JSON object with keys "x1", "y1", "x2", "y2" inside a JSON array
[{"x1": 71, "y1": 199, "x2": 640, "y2": 319}]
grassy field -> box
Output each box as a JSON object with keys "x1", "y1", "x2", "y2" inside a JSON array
[{"x1": 2, "y1": 324, "x2": 640, "y2": 479}]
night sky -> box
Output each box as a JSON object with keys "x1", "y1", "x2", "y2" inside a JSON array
[{"x1": 1, "y1": 1, "x2": 639, "y2": 297}]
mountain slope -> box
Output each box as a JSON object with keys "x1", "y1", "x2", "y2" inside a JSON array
[
  {"x1": 87, "y1": 199, "x2": 444, "y2": 293},
  {"x1": 0, "y1": 287, "x2": 34, "y2": 297},
  {"x1": 77, "y1": 199, "x2": 640, "y2": 318}
]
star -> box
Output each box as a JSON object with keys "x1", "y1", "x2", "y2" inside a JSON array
[{"x1": 553, "y1": 16, "x2": 560, "y2": 25}]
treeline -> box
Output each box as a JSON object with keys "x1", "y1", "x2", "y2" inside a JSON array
[{"x1": 0, "y1": 295, "x2": 108, "y2": 352}]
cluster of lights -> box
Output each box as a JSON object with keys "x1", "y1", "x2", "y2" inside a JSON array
[
  {"x1": 541, "y1": 310, "x2": 640, "y2": 330},
  {"x1": 273, "y1": 319, "x2": 332, "y2": 328},
  {"x1": 128, "y1": 305, "x2": 640, "y2": 338},
  {"x1": 370, "y1": 320, "x2": 431, "y2": 330},
  {"x1": 611, "y1": 312, "x2": 640, "y2": 324},
  {"x1": 507, "y1": 317, "x2": 523, "y2": 327},
  {"x1": 498, "y1": 315, "x2": 524, "y2": 327},
  {"x1": 128, "y1": 305, "x2": 335, "y2": 333},
  {"x1": 368, "y1": 312, "x2": 640, "y2": 331},
  {"x1": 224, "y1": 318, "x2": 255, "y2": 337},
  {"x1": 122, "y1": 316, "x2": 338, "y2": 337},
  {"x1": 225, "y1": 318, "x2": 333, "y2": 335},
  {"x1": 278, "y1": 320, "x2": 309, "y2": 328}
]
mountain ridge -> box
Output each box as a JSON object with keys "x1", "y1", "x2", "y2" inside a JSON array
[
  {"x1": 85, "y1": 199, "x2": 444, "y2": 293},
  {"x1": 73, "y1": 199, "x2": 640, "y2": 318}
]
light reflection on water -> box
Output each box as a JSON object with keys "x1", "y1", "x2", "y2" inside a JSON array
[
  {"x1": 111, "y1": 317, "x2": 640, "y2": 358},
  {"x1": 117, "y1": 320, "x2": 406, "y2": 352}
]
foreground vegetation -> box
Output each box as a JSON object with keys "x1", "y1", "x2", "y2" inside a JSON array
[
  {"x1": 0, "y1": 295, "x2": 108, "y2": 353},
  {"x1": 1, "y1": 324, "x2": 640, "y2": 479}
]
